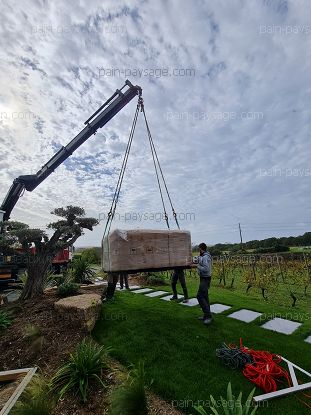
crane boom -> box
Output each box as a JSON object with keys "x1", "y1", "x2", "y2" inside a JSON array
[{"x1": 0, "y1": 80, "x2": 142, "y2": 222}]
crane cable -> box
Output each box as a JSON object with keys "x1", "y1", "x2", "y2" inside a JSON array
[
  {"x1": 103, "y1": 96, "x2": 141, "y2": 240},
  {"x1": 140, "y1": 100, "x2": 180, "y2": 230},
  {"x1": 103, "y1": 94, "x2": 180, "y2": 240}
]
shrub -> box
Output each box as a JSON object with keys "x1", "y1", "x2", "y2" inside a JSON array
[
  {"x1": 54, "y1": 267, "x2": 75, "y2": 286},
  {"x1": 146, "y1": 275, "x2": 166, "y2": 285},
  {"x1": 109, "y1": 361, "x2": 148, "y2": 415},
  {"x1": 81, "y1": 247, "x2": 101, "y2": 264},
  {"x1": 57, "y1": 282, "x2": 80, "y2": 297},
  {"x1": 50, "y1": 339, "x2": 110, "y2": 402},
  {"x1": 144, "y1": 272, "x2": 167, "y2": 286},
  {"x1": 11, "y1": 375, "x2": 56, "y2": 415},
  {"x1": 0, "y1": 310, "x2": 12, "y2": 330},
  {"x1": 195, "y1": 382, "x2": 257, "y2": 415},
  {"x1": 71, "y1": 257, "x2": 96, "y2": 283}
]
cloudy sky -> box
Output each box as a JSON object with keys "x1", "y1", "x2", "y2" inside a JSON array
[{"x1": 0, "y1": 0, "x2": 310, "y2": 247}]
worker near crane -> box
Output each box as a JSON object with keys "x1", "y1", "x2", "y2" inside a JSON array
[
  {"x1": 102, "y1": 272, "x2": 119, "y2": 301},
  {"x1": 196, "y1": 242, "x2": 213, "y2": 325},
  {"x1": 170, "y1": 268, "x2": 189, "y2": 303},
  {"x1": 120, "y1": 273, "x2": 129, "y2": 289}
]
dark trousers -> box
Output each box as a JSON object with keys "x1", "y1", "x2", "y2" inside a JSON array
[
  {"x1": 106, "y1": 273, "x2": 119, "y2": 299},
  {"x1": 197, "y1": 277, "x2": 211, "y2": 318},
  {"x1": 120, "y1": 274, "x2": 129, "y2": 289},
  {"x1": 171, "y1": 269, "x2": 188, "y2": 299}
]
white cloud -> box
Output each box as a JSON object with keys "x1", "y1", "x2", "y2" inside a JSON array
[{"x1": 0, "y1": 0, "x2": 310, "y2": 247}]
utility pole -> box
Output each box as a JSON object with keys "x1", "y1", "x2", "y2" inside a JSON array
[{"x1": 238, "y1": 222, "x2": 243, "y2": 249}]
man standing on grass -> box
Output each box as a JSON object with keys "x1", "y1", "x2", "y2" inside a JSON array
[
  {"x1": 102, "y1": 272, "x2": 119, "y2": 301},
  {"x1": 196, "y1": 242, "x2": 213, "y2": 326},
  {"x1": 120, "y1": 273, "x2": 129, "y2": 290},
  {"x1": 170, "y1": 268, "x2": 189, "y2": 303}
]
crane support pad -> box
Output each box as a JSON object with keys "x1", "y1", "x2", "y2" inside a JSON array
[{"x1": 102, "y1": 229, "x2": 192, "y2": 272}]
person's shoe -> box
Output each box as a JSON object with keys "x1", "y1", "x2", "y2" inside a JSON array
[
  {"x1": 170, "y1": 296, "x2": 178, "y2": 301},
  {"x1": 203, "y1": 317, "x2": 213, "y2": 326},
  {"x1": 182, "y1": 298, "x2": 189, "y2": 303}
]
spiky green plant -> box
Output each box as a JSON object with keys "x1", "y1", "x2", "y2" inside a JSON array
[
  {"x1": 53, "y1": 267, "x2": 75, "y2": 286},
  {"x1": 71, "y1": 257, "x2": 96, "y2": 283},
  {"x1": 11, "y1": 375, "x2": 56, "y2": 415},
  {"x1": 50, "y1": 339, "x2": 110, "y2": 402},
  {"x1": 0, "y1": 310, "x2": 12, "y2": 330},
  {"x1": 195, "y1": 382, "x2": 257, "y2": 415},
  {"x1": 19, "y1": 271, "x2": 28, "y2": 287},
  {"x1": 19, "y1": 269, "x2": 55, "y2": 289},
  {"x1": 109, "y1": 361, "x2": 148, "y2": 415}
]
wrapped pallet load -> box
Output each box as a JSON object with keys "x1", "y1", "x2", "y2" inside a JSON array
[{"x1": 102, "y1": 229, "x2": 192, "y2": 272}]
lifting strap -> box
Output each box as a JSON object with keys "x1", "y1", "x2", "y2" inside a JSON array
[
  {"x1": 141, "y1": 102, "x2": 180, "y2": 230},
  {"x1": 103, "y1": 94, "x2": 180, "y2": 240},
  {"x1": 103, "y1": 96, "x2": 142, "y2": 240}
]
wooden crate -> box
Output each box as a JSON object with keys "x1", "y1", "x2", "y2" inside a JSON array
[{"x1": 102, "y1": 229, "x2": 192, "y2": 272}]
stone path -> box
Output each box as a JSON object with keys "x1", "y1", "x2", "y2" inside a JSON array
[
  {"x1": 181, "y1": 298, "x2": 199, "y2": 307},
  {"x1": 145, "y1": 291, "x2": 168, "y2": 298},
  {"x1": 161, "y1": 294, "x2": 183, "y2": 301},
  {"x1": 261, "y1": 317, "x2": 302, "y2": 335},
  {"x1": 228, "y1": 309, "x2": 262, "y2": 323},
  {"x1": 121, "y1": 285, "x2": 310, "y2": 343}
]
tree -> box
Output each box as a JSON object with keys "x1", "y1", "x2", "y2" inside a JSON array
[{"x1": 1, "y1": 206, "x2": 98, "y2": 300}]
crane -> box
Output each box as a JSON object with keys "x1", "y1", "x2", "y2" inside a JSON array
[
  {"x1": 0, "y1": 80, "x2": 142, "y2": 224},
  {"x1": 0, "y1": 80, "x2": 142, "y2": 284}
]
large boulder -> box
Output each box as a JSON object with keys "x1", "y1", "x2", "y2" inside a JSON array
[{"x1": 54, "y1": 294, "x2": 102, "y2": 332}]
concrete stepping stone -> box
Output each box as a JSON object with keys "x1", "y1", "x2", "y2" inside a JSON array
[
  {"x1": 261, "y1": 317, "x2": 302, "y2": 335},
  {"x1": 211, "y1": 303, "x2": 231, "y2": 314},
  {"x1": 161, "y1": 294, "x2": 183, "y2": 301},
  {"x1": 228, "y1": 309, "x2": 262, "y2": 323},
  {"x1": 131, "y1": 288, "x2": 154, "y2": 294},
  {"x1": 305, "y1": 335, "x2": 311, "y2": 344},
  {"x1": 180, "y1": 298, "x2": 199, "y2": 307},
  {"x1": 145, "y1": 291, "x2": 168, "y2": 298},
  {"x1": 117, "y1": 285, "x2": 141, "y2": 291}
]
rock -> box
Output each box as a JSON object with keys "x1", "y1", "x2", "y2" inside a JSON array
[{"x1": 54, "y1": 294, "x2": 102, "y2": 332}]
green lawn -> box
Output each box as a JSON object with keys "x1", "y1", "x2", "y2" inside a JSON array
[{"x1": 93, "y1": 275, "x2": 311, "y2": 415}]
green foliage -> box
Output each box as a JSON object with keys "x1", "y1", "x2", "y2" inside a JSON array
[
  {"x1": 19, "y1": 269, "x2": 56, "y2": 289},
  {"x1": 50, "y1": 339, "x2": 110, "y2": 402},
  {"x1": 146, "y1": 275, "x2": 166, "y2": 285},
  {"x1": 11, "y1": 375, "x2": 56, "y2": 415},
  {"x1": 81, "y1": 247, "x2": 101, "y2": 264},
  {"x1": 48, "y1": 205, "x2": 99, "y2": 233},
  {"x1": 195, "y1": 382, "x2": 257, "y2": 415},
  {"x1": 254, "y1": 245, "x2": 290, "y2": 254},
  {"x1": 0, "y1": 310, "x2": 12, "y2": 330},
  {"x1": 109, "y1": 361, "x2": 148, "y2": 415},
  {"x1": 19, "y1": 270, "x2": 28, "y2": 287},
  {"x1": 53, "y1": 267, "x2": 75, "y2": 286},
  {"x1": 57, "y1": 282, "x2": 80, "y2": 297},
  {"x1": 71, "y1": 256, "x2": 96, "y2": 283}
]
